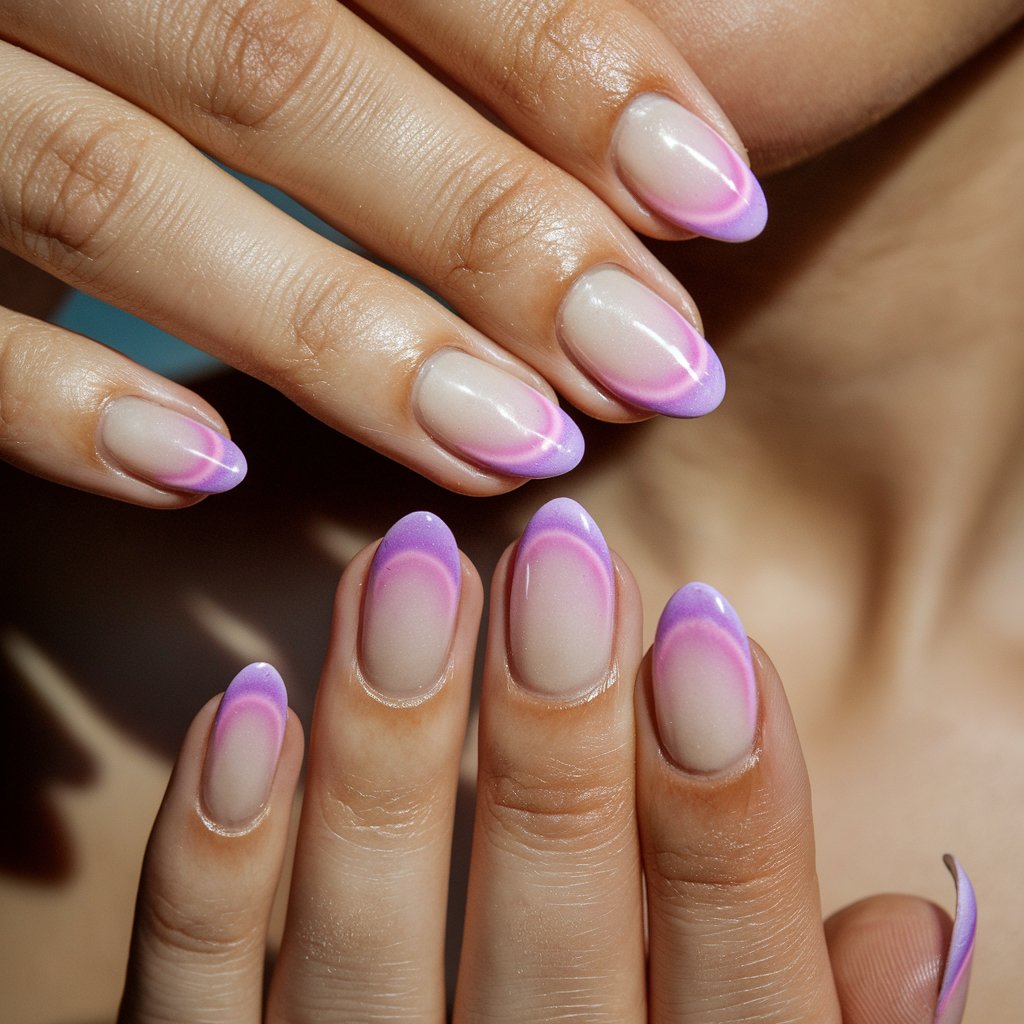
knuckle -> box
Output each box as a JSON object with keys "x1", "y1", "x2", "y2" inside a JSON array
[
  {"x1": 141, "y1": 885, "x2": 256, "y2": 962},
  {"x1": 313, "y1": 774, "x2": 440, "y2": 850}
]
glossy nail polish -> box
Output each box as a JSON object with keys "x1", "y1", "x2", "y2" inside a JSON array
[
  {"x1": 100, "y1": 396, "x2": 247, "y2": 493},
  {"x1": 652, "y1": 582, "x2": 757, "y2": 773},
  {"x1": 934, "y1": 855, "x2": 977, "y2": 1024},
  {"x1": 614, "y1": 94, "x2": 767, "y2": 243},
  {"x1": 559, "y1": 267, "x2": 725, "y2": 417},
  {"x1": 361, "y1": 511, "x2": 461, "y2": 699},
  {"x1": 415, "y1": 350, "x2": 584, "y2": 478},
  {"x1": 509, "y1": 498, "x2": 615, "y2": 699},
  {"x1": 201, "y1": 663, "x2": 288, "y2": 831}
]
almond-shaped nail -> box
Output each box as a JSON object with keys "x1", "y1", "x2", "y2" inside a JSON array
[
  {"x1": 361, "y1": 511, "x2": 461, "y2": 699},
  {"x1": 201, "y1": 663, "x2": 288, "y2": 831},
  {"x1": 415, "y1": 350, "x2": 584, "y2": 478},
  {"x1": 100, "y1": 396, "x2": 247, "y2": 493},
  {"x1": 509, "y1": 497, "x2": 615, "y2": 699},
  {"x1": 614, "y1": 94, "x2": 767, "y2": 243},
  {"x1": 934, "y1": 855, "x2": 977, "y2": 1024},
  {"x1": 652, "y1": 582, "x2": 757, "y2": 773},
  {"x1": 559, "y1": 266, "x2": 725, "y2": 417}
]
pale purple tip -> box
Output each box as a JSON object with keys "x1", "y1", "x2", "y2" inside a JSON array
[
  {"x1": 520, "y1": 497, "x2": 612, "y2": 577},
  {"x1": 372, "y1": 511, "x2": 461, "y2": 589},
  {"x1": 220, "y1": 662, "x2": 288, "y2": 715},
  {"x1": 934, "y1": 855, "x2": 977, "y2": 1024},
  {"x1": 656, "y1": 582, "x2": 750, "y2": 656}
]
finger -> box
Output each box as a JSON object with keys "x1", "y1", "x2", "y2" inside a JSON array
[
  {"x1": 360, "y1": 0, "x2": 767, "y2": 241},
  {"x1": 0, "y1": 306, "x2": 246, "y2": 506},
  {"x1": 454, "y1": 498, "x2": 646, "y2": 1022},
  {"x1": 636, "y1": 583, "x2": 841, "y2": 1023},
  {"x1": 0, "y1": 43, "x2": 582, "y2": 493},
  {"x1": 267, "y1": 513, "x2": 482, "y2": 1022},
  {"x1": 120, "y1": 663, "x2": 302, "y2": 1024},
  {"x1": 7, "y1": 0, "x2": 727, "y2": 424}
]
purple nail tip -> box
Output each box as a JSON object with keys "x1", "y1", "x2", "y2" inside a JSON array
[
  {"x1": 935, "y1": 855, "x2": 977, "y2": 1024},
  {"x1": 373, "y1": 511, "x2": 461, "y2": 586},
  {"x1": 706, "y1": 180, "x2": 768, "y2": 244},
  {"x1": 656, "y1": 582, "x2": 750, "y2": 652},
  {"x1": 198, "y1": 436, "x2": 248, "y2": 494},
  {"x1": 517, "y1": 408, "x2": 585, "y2": 479},
  {"x1": 520, "y1": 497, "x2": 613, "y2": 575},
  {"x1": 222, "y1": 662, "x2": 288, "y2": 712},
  {"x1": 653, "y1": 344, "x2": 727, "y2": 419}
]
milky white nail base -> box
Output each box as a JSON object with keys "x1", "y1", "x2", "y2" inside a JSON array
[
  {"x1": 614, "y1": 94, "x2": 767, "y2": 243},
  {"x1": 414, "y1": 350, "x2": 584, "y2": 478},
  {"x1": 652, "y1": 582, "x2": 757, "y2": 773},
  {"x1": 100, "y1": 396, "x2": 247, "y2": 493},
  {"x1": 509, "y1": 497, "x2": 615, "y2": 699},
  {"x1": 934, "y1": 855, "x2": 977, "y2": 1024},
  {"x1": 201, "y1": 663, "x2": 288, "y2": 832},
  {"x1": 361, "y1": 511, "x2": 461, "y2": 699},
  {"x1": 560, "y1": 267, "x2": 725, "y2": 417}
]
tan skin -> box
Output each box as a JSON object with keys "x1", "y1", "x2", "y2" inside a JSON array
[{"x1": 2, "y1": 3, "x2": 1023, "y2": 1021}]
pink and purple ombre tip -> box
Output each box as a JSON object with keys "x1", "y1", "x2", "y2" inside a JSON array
[
  {"x1": 368, "y1": 511, "x2": 462, "y2": 611},
  {"x1": 166, "y1": 421, "x2": 248, "y2": 494},
  {"x1": 518, "y1": 497, "x2": 614, "y2": 581},
  {"x1": 934, "y1": 855, "x2": 977, "y2": 1024},
  {"x1": 213, "y1": 663, "x2": 289, "y2": 743}
]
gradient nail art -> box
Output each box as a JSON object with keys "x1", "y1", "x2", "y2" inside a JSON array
[
  {"x1": 652, "y1": 582, "x2": 757, "y2": 773},
  {"x1": 201, "y1": 663, "x2": 288, "y2": 831},
  {"x1": 934, "y1": 855, "x2": 977, "y2": 1024},
  {"x1": 100, "y1": 396, "x2": 247, "y2": 493},
  {"x1": 559, "y1": 267, "x2": 725, "y2": 417},
  {"x1": 415, "y1": 350, "x2": 584, "y2": 478},
  {"x1": 614, "y1": 94, "x2": 767, "y2": 243},
  {"x1": 509, "y1": 498, "x2": 615, "y2": 698},
  {"x1": 361, "y1": 511, "x2": 462, "y2": 699}
]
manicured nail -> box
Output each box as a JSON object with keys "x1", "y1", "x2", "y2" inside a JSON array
[
  {"x1": 509, "y1": 498, "x2": 615, "y2": 699},
  {"x1": 361, "y1": 511, "x2": 461, "y2": 699},
  {"x1": 652, "y1": 582, "x2": 757, "y2": 773},
  {"x1": 100, "y1": 396, "x2": 247, "y2": 493},
  {"x1": 934, "y1": 855, "x2": 977, "y2": 1024},
  {"x1": 614, "y1": 94, "x2": 767, "y2": 243},
  {"x1": 201, "y1": 663, "x2": 288, "y2": 831},
  {"x1": 415, "y1": 350, "x2": 584, "y2": 478},
  {"x1": 559, "y1": 267, "x2": 725, "y2": 417}
]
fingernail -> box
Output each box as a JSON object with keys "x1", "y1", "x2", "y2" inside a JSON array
[
  {"x1": 415, "y1": 350, "x2": 584, "y2": 478},
  {"x1": 559, "y1": 266, "x2": 725, "y2": 417},
  {"x1": 100, "y1": 396, "x2": 247, "y2": 493},
  {"x1": 652, "y1": 582, "x2": 757, "y2": 773},
  {"x1": 201, "y1": 663, "x2": 288, "y2": 832},
  {"x1": 360, "y1": 511, "x2": 461, "y2": 699},
  {"x1": 509, "y1": 497, "x2": 615, "y2": 699},
  {"x1": 934, "y1": 855, "x2": 977, "y2": 1024},
  {"x1": 614, "y1": 94, "x2": 767, "y2": 243}
]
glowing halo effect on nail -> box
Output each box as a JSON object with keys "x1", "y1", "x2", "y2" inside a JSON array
[
  {"x1": 201, "y1": 663, "x2": 288, "y2": 831},
  {"x1": 614, "y1": 94, "x2": 767, "y2": 243},
  {"x1": 934, "y1": 855, "x2": 977, "y2": 1024},
  {"x1": 361, "y1": 512, "x2": 461, "y2": 699},
  {"x1": 509, "y1": 498, "x2": 615, "y2": 698},
  {"x1": 652, "y1": 583, "x2": 758, "y2": 773}
]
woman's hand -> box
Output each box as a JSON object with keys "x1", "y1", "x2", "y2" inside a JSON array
[
  {"x1": 0, "y1": 0, "x2": 766, "y2": 505},
  {"x1": 117, "y1": 500, "x2": 975, "y2": 1022}
]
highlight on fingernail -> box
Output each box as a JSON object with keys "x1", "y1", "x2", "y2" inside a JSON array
[
  {"x1": 414, "y1": 349, "x2": 584, "y2": 478},
  {"x1": 360, "y1": 511, "x2": 462, "y2": 700},
  {"x1": 200, "y1": 663, "x2": 288, "y2": 832},
  {"x1": 934, "y1": 855, "x2": 977, "y2": 1024},
  {"x1": 613, "y1": 94, "x2": 767, "y2": 243},
  {"x1": 559, "y1": 266, "x2": 725, "y2": 417},
  {"x1": 100, "y1": 396, "x2": 247, "y2": 494},
  {"x1": 652, "y1": 582, "x2": 757, "y2": 773},
  {"x1": 509, "y1": 497, "x2": 615, "y2": 699}
]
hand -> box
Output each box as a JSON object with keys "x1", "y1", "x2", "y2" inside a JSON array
[
  {"x1": 0, "y1": 0, "x2": 766, "y2": 506},
  {"x1": 118, "y1": 499, "x2": 974, "y2": 1022}
]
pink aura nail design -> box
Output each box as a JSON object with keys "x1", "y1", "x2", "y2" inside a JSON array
[
  {"x1": 100, "y1": 396, "x2": 247, "y2": 493},
  {"x1": 934, "y1": 855, "x2": 977, "y2": 1024},
  {"x1": 414, "y1": 350, "x2": 584, "y2": 478},
  {"x1": 614, "y1": 94, "x2": 767, "y2": 243},
  {"x1": 559, "y1": 267, "x2": 725, "y2": 417},
  {"x1": 509, "y1": 497, "x2": 615, "y2": 699},
  {"x1": 652, "y1": 582, "x2": 758, "y2": 773},
  {"x1": 201, "y1": 662, "x2": 288, "y2": 831},
  {"x1": 361, "y1": 511, "x2": 462, "y2": 699}
]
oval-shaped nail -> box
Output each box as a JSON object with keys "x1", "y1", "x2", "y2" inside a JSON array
[
  {"x1": 201, "y1": 663, "x2": 288, "y2": 832},
  {"x1": 614, "y1": 94, "x2": 767, "y2": 243},
  {"x1": 414, "y1": 350, "x2": 584, "y2": 478},
  {"x1": 360, "y1": 511, "x2": 462, "y2": 700},
  {"x1": 652, "y1": 582, "x2": 757, "y2": 773},
  {"x1": 560, "y1": 266, "x2": 725, "y2": 417},
  {"x1": 934, "y1": 855, "x2": 977, "y2": 1024},
  {"x1": 509, "y1": 497, "x2": 615, "y2": 699},
  {"x1": 100, "y1": 396, "x2": 247, "y2": 493}
]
